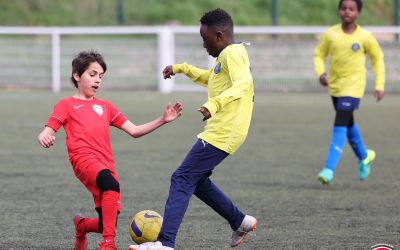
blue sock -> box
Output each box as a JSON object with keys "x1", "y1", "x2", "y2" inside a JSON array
[
  {"x1": 347, "y1": 124, "x2": 367, "y2": 161},
  {"x1": 325, "y1": 126, "x2": 347, "y2": 171}
]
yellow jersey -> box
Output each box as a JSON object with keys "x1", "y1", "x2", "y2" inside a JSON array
[
  {"x1": 173, "y1": 43, "x2": 254, "y2": 154},
  {"x1": 314, "y1": 24, "x2": 385, "y2": 98}
]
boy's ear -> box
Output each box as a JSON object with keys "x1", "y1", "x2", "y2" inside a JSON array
[
  {"x1": 216, "y1": 31, "x2": 224, "y2": 41},
  {"x1": 73, "y1": 73, "x2": 80, "y2": 83}
]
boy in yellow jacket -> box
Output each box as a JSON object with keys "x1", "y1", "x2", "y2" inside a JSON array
[
  {"x1": 314, "y1": 0, "x2": 385, "y2": 185},
  {"x1": 129, "y1": 8, "x2": 256, "y2": 250}
]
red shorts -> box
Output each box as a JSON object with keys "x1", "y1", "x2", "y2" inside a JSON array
[{"x1": 72, "y1": 157, "x2": 121, "y2": 211}]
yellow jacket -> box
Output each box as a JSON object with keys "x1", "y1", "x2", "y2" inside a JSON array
[
  {"x1": 314, "y1": 24, "x2": 385, "y2": 98},
  {"x1": 173, "y1": 43, "x2": 254, "y2": 154}
]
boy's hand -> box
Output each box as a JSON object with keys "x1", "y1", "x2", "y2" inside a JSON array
[
  {"x1": 38, "y1": 132, "x2": 56, "y2": 148},
  {"x1": 319, "y1": 73, "x2": 329, "y2": 86},
  {"x1": 163, "y1": 102, "x2": 183, "y2": 123},
  {"x1": 197, "y1": 106, "x2": 211, "y2": 121},
  {"x1": 163, "y1": 65, "x2": 175, "y2": 79},
  {"x1": 374, "y1": 90, "x2": 384, "y2": 102}
]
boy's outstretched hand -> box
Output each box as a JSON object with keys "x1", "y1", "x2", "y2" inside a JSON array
[
  {"x1": 163, "y1": 65, "x2": 175, "y2": 79},
  {"x1": 163, "y1": 102, "x2": 183, "y2": 123}
]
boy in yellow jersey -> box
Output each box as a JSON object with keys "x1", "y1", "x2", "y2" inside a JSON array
[
  {"x1": 129, "y1": 8, "x2": 256, "y2": 250},
  {"x1": 314, "y1": 0, "x2": 385, "y2": 185}
]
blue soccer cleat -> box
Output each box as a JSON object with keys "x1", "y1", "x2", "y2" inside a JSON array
[
  {"x1": 317, "y1": 168, "x2": 334, "y2": 185},
  {"x1": 359, "y1": 149, "x2": 376, "y2": 181}
]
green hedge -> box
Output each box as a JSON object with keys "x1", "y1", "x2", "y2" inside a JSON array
[{"x1": 0, "y1": 0, "x2": 395, "y2": 26}]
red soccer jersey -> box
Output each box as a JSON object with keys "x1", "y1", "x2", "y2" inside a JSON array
[{"x1": 46, "y1": 97, "x2": 127, "y2": 170}]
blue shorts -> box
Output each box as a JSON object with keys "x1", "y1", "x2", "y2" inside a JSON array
[{"x1": 332, "y1": 96, "x2": 360, "y2": 111}]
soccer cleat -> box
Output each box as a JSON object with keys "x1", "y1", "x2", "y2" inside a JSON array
[
  {"x1": 230, "y1": 215, "x2": 257, "y2": 248},
  {"x1": 99, "y1": 240, "x2": 118, "y2": 250},
  {"x1": 359, "y1": 149, "x2": 376, "y2": 181},
  {"x1": 317, "y1": 168, "x2": 334, "y2": 185},
  {"x1": 128, "y1": 241, "x2": 174, "y2": 250},
  {"x1": 73, "y1": 213, "x2": 88, "y2": 250}
]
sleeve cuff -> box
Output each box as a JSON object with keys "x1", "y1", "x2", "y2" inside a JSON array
[
  {"x1": 203, "y1": 100, "x2": 218, "y2": 116},
  {"x1": 375, "y1": 84, "x2": 384, "y2": 91},
  {"x1": 112, "y1": 113, "x2": 128, "y2": 128},
  {"x1": 46, "y1": 117, "x2": 62, "y2": 132},
  {"x1": 172, "y1": 64, "x2": 184, "y2": 74},
  {"x1": 315, "y1": 69, "x2": 325, "y2": 77}
]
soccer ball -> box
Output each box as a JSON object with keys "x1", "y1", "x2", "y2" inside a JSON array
[{"x1": 129, "y1": 210, "x2": 163, "y2": 244}]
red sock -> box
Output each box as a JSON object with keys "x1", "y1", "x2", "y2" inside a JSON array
[
  {"x1": 101, "y1": 190, "x2": 120, "y2": 242},
  {"x1": 78, "y1": 217, "x2": 101, "y2": 233}
]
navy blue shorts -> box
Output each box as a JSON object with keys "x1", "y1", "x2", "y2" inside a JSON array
[
  {"x1": 331, "y1": 97, "x2": 360, "y2": 127},
  {"x1": 332, "y1": 96, "x2": 360, "y2": 111}
]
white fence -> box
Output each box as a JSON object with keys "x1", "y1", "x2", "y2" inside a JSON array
[{"x1": 0, "y1": 26, "x2": 399, "y2": 93}]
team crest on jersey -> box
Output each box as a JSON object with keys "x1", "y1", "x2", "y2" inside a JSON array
[
  {"x1": 351, "y1": 43, "x2": 360, "y2": 52},
  {"x1": 92, "y1": 105, "x2": 103, "y2": 116},
  {"x1": 214, "y1": 62, "x2": 221, "y2": 74}
]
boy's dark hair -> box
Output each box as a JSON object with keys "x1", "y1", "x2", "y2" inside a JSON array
[
  {"x1": 338, "y1": 0, "x2": 363, "y2": 12},
  {"x1": 70, "y1": 49, "x2": 107, "y2": 88},
  {"x1": 200, "y1": 8, "x2": 233, "y2": 34}
]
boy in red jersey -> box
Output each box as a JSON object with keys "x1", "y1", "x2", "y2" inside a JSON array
[{"x1": 37, "y1": 50, "x2": 182, "y2": 250}]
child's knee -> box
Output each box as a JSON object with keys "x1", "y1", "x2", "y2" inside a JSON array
[{"x1": 96, "y1": 169, "x2": 120, "y2": 192}]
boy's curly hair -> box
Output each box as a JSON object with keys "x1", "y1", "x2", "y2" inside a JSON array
[
  {"x1": 338, "y1": 0, "x2": 363, "y2": 12},
  {"x1": 200, "y1": 8, "x2": 233, "y2": 32}
]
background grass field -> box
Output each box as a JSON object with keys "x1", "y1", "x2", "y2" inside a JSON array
[{"x1": 0, "y1": 91, "x2": 399, "y2": 250}]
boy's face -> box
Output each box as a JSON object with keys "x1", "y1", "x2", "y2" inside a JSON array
[
  {"x1": 73, "y1": 62, "x2": 104, "y2": 98},
  {"x1": 339, "y1": 0, "x2": 360, "y2": 24},
  {"x1": 200, "y1": 24, "x2": 222, "y2": 58}
]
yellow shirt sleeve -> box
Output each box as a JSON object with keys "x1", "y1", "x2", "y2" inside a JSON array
[
  {"x1": 314, "y1": 32, "x2": 329, "y2": 77},
  {"x1": 172, "y1": 63, "x2": 211, "y2": 87},
  {"x1": 365, "y1": 33, "x2": 385, "y2": 91}
]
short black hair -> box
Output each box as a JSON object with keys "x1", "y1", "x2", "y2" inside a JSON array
[
  {"x1": 70, "y1": 49, "x2": 107, "y2": 88},
  {"x1": 338, "y1": 0, "x2": 363, "y2": 12},
  {"x1": 200, "y1": 8, "x2": 233, "y2": 33}
]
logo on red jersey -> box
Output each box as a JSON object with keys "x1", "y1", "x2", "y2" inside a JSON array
[
  {"x1": 92, "y1": 105, "x2": 103, "y2": 116},
  {"x1": 73, "y1": 104, "x2": 84, "y2": 110}
]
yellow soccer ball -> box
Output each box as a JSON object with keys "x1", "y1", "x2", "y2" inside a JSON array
[{"x1": 129, "y1": 210, "x2": 163, "y2": 244}]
